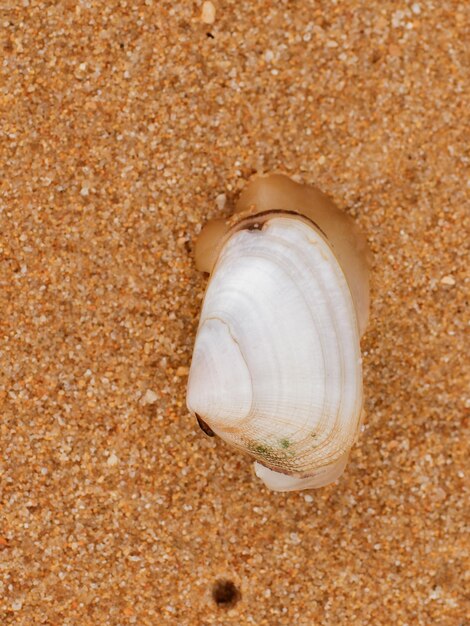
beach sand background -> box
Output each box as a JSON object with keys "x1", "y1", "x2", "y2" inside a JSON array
[{"x1": 0, "y1": 1, "x2": 468, "y2": 624}]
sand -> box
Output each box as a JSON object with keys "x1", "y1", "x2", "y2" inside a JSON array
[{"x1": 0, "y1": 1, "x2": 468, "y2": 624}]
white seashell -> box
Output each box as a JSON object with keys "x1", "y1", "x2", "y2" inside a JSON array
[{"x1": 187, "y1": 174, "x2": 370, "y2": 492}]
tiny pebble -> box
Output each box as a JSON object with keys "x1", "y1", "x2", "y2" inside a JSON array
[
  {"x1": 304, "y1": 494, "x2": 314, "y2": 503},
  {"x1": 215, "y1": 193, "x2": 226, "y2": 210},
  {"x1": 176, "y1": 366, "x2": 189, "y2": 377},
  {"x1": 440, "y1": 275, "x2": 456, "y2": 286},
  {"x1": 265, "y1": 49, "x2": 274, "y2": 63},
  {"x1": 201, "y1": 1, "x2": 216, "y2": 24},
  {"x1": 107, "y1": 453, "x2": 119, "y2": 467},
  {"x1": 143, "y1": 389, "x2": 158, "y2": 404}
]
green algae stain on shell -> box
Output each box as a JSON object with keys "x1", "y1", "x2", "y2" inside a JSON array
[{"x1": 245, "y1": 439, "x2": 296, "y2": 470}]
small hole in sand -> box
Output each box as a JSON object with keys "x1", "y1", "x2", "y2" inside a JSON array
[{"x1": 212, "y1": 579, "x2": 241, "y2": 607}]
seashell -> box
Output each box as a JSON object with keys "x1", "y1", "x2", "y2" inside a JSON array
[{"x1": 187, "y1": 174, "x2": 371, "y2": 491}]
